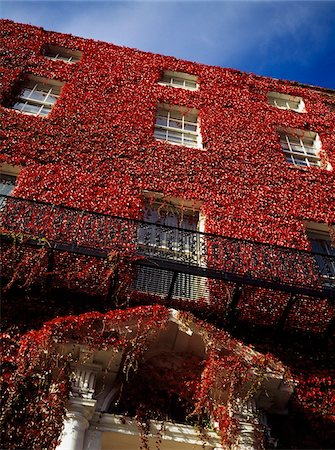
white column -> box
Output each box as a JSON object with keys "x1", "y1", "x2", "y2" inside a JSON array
[
  {"x1": 56, "y1": 401, "x2": 96, "y2": 450},
  {"x1": 83, "y1": 428, "x2": 103, "y2": 450},
  {"x1": 233, "y1": 400, "x2": 262, "y2": 450}
]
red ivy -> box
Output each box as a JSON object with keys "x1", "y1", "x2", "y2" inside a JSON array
[{"x1": 0, "y1": 19, "x2": 334, "y2": 449}]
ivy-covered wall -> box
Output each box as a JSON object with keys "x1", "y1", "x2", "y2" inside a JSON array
[
  {"x1": 0, "y1": 19, "x2": 334, "y2": 450},
  {"x1": 1, "y1": 19, "x2": 334, "y2": 247}
]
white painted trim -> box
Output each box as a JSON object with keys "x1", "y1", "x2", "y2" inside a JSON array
[
  {"x1": 267, "y1": 91, "x2": 305, "y2": 112},
  {"x1": 159, "y1": 70, "x2": 198, "y2": 91},
  {"x1": 89, "y1": 413, "x2": 223, "y2": 448}
]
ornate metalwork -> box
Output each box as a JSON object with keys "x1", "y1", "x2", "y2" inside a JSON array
[{"x1": 1, "y1": 194, "x2": 334, "y2": 299}]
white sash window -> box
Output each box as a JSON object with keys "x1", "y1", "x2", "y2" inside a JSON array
[
  {"x1": 159, "y1": 70, "x2": 198, "y2": 91},
  {"x1": 44, "y1": 44, "x2": 82, "y2": 63},
  {"x1": 11, "y1": 76, "x2": 64, "y2": 117},
  {"x1": 154, "y1": 104, "x2": 202, "y2": 149},
  {"x1": 278, "y1": 128, "x2": 322, "y2": 168},
  {"x1": 136, "y1": 194, "x2": 208, "y2": 301},
  {"x1": 268, "y1": 92, "x2": 305, "y2": 112}
]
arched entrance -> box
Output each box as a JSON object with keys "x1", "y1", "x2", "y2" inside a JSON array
[{"x1": 55, "y1": 308, "x2": 293, "y2": 450}]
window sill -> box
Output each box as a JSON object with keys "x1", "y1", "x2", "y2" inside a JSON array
[
  {"x1": 271, "y1": 105, "x2": 306, "y2": 113},
  {"x1": 158, "y1": 82, "x2": 198, "y2": 91},
  {"x1": 10, "y1": 108, "x2": 50, "y2": 118},
  {"x1": 44, "y1": 56, "x2": 78, "y2": 64},
  {"x1": 154, "y1": 138, "x2": 203, "y2": 150},
  {"x1": 286, "y1": 163, "x2": 333, "y2": 172}
]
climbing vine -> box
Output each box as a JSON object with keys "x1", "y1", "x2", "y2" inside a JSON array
[
  {"x1": 1, "y1": 305, "x2": 282, "y2": 449},
  {"x1": 0, "y1": 18, "x2": 334, "y2": 449}
]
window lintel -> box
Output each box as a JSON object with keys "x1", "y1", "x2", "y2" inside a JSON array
[
  {"x1": 143, "y1": 190, "x2": 202, "y2": 211},
  {"x1": 0, "y1": 163, "x2": 22, "y2": 176},
  {"x1": 23, "y1": 74, "x2": 64, "y2": 89}
]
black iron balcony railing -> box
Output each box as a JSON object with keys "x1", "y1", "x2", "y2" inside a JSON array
[{"x1": 1, "y1": 195, "x2": 334, "y2": 303}]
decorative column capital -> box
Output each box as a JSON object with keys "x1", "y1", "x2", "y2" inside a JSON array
[
  {"x1": 67, "y1": 398, "x2": 97, "y2": 421},
  {"x1": 71, "y1": 363, "x2": 102, "y2": 399}
]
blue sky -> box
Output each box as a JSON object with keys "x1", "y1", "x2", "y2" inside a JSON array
[{"x1": 2, "y1": 0, "x2": 335, "y2": 89}]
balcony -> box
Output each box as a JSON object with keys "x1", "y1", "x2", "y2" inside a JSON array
[{"x1": 1, "y1": 195, "x2": 334, "y2": 336}]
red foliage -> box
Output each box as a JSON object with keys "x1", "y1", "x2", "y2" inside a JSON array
[{"x1": 0, "y1": 19, "x2": 334, "y2": 449}]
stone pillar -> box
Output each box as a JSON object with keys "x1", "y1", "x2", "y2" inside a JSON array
[
  {"x1": 83, "y1": 427, "x2": 103, "y2": 450},
  {"x1": 56, "y1": 361, "x2": 101, "y2": 450},
  {"x1": 233, "y1": 400, "x2": 262, "y2": 450},
  {"x1": 56, "y1": 400, "x2": 96, "y2": 450}
]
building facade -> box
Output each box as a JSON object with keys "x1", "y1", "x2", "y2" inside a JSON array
[{"x1": 1, "y1": 19, "x2": 334, "y2": 449}]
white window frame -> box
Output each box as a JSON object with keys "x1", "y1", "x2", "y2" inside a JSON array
[
  {"x1": 154, "y1": 104, "x2": 202, "y2": 149},
  {"x1": 268, "y1": 92, "x2": 305, "y2": 112},
  {"x1": 139, "y1": 190, "x2": 205, "y2": 246},
  {"x1": 139, "y1": 191, "x2": 205, "y2": 257},
  {"x1": 91, "y1": 414, "x2": 222, "y2": 449},
  {"x1": 44, "y1": 44, "x2": 82, "y2": 63},
  {"x1": 136, "y1": 192, "x2": 208, "y2": 301},
  {"x1": 159, "y1": 70, "x2": 198, "y2": 91},
  {"x1": 278, "y1": 128, "x2": 322, "y2": 168},
  {"x1": 11, "y1": 75, "x2": 64, "y2": 117}
]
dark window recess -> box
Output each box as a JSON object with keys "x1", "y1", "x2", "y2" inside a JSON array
[
  {"x1": 43, "y1": 44, "x2": 82, "y2": 63},
  {"x1": 0, "y1": 173, "x2": 17, "y2": 196},
  {"x1": 307, "y1": 228, "x2": 335, "y2": 281}
]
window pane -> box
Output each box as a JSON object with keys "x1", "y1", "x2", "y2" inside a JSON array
[
  {"x1": 29, "y1": 90, "x2": 50, "y2": 102},
  {"x1": 184, "y1": 133, "x2": 197, "y2": 142},
  {"x1": 161, "y1": 75, "x2": 172, "y2": 84},
  {"x1": 58, "y1": 55, "x2": 70, "y2": 62},
  {"x1": 275, "y1": 98, "x2": 287, "y2": 108},
  {"x1": 290, "y1": 102, "x2": 300, "y2": 110},
  {"x1": 22, "y1": 103, "x2": 41, "y2": 114},
  {"x1": 184, "y1": 123, "x2": 197, "y2": 132},
  {"x1": 305, "y1": 146, "x2": 317, "y2": 156},
  {"x1": 288, "y1": 135, "x2": 300, "y2": 145},
  {"x1": 169, "y1": 119, "x2": 183, "y2": 129},
  {"x1": 39, "y1": 106, "x2": 52, "y2": 116},
  {"x1": 13, "y1": 101, "x2": 26, "y2": 111},
  {"x1": 290, "y1": 144, "x2": 304, "y2": 154},
  {"x1": 167, "y1": 132, "x2": 183, "y2": 143},
  {"x1": 46, "y1": 94, "x2": 58, "y2": 105},
  {"x1": 0, "y1": 175, "x2": 16, "y2": 195},
  {"x1": 293, "y1": 156, "x2": 308, "y2": 166},
  {"x1": 185, "y1": 80, "x2": 197, "y2": 88},
  {"x1": 156, "y1": 117, "x2": 167, "y2": 127},
  {"x1": 172, "y1": 78, "x2": 184, "y2": 86},
  {"x1": 310, "y1": 239, "x2": 334, "y2": 255},
  {"x1": 50, "y1": 85, "x2": 61, "y2": 95},
  {"x1": 21, "y1": 88, "x2": 34, "y2": 98},
  {"x1": 154, "y1": 129, "x2": 167, "y2": 139}
]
